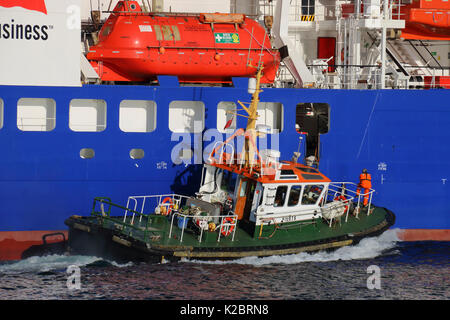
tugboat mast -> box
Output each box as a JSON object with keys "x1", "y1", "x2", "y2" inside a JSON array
[{"x1": 237, "y1": 65, "x2": 264, "y2": 169}]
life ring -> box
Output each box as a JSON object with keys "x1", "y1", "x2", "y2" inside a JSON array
[
  {"x1": 334, "y1": 195, "x2": 349, "y2": 213},
  {"x1": 161, "y1": 197, "x2": 174, "y2": 216},
  {"x1": 220, "y1": 217, "x2": 235, "y2": 237}
]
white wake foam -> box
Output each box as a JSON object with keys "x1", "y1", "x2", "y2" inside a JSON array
[
  {"x1": 186, "y1": 229, "x2": 401, "y2": 266},
  {"x1": 0, "y1": 254, "x2": 132, "y2": 274}
]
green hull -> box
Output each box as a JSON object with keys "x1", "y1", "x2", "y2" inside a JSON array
[{"x1": 65, "y1": 205, "x2": 395, "y2": 262}]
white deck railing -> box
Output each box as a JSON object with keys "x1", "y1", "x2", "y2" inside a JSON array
[
  {"x1": 124, "y1": 193, "x2": 238, "y2": 243},
  {"x1": 168, "y1": 211, "x2": 238, "y2": 243},
  {"x1": 324, "y1": 181, "x2": 375, "y2": 223}
]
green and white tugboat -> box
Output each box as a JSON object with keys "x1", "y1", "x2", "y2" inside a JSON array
[{"x1": 65, "y1": 67, "x2": 395, "y2": 263}]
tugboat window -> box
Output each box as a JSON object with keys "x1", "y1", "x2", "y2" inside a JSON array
[
  {"x1": 288, "y1": 185, "x2": 302, "y2": 206},
  {"x1": 302, "y1": 184, "x2": 324, "y2": 205},
  {"x1": 274, "y1": 186, "x2": 288, "y2": 207},
  {"x1": 239, "y1": 179, "x2": 248, "y2": 197}
]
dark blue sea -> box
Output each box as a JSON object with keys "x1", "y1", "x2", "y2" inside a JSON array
[{"x1": 0, "y1": 230, "x2": 448, "y2": 306}]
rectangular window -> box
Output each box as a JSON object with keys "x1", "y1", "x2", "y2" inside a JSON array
[
  {"x1": 221, "y1": 170, "x2": 237, "y2": 193},
  {"x1": 296, "y1": 103, "x2": 329, "y2": 134},
  {"x1": 169, "y1": 101, "x2": 204, "y2": 133},
  {"x1": 274, "y1": 185, "x2": 288, "y2": 207},
  {"x1": 69, "y1": 99, "x2": 106, "y2": 132},
  {"x1": 119, "y1": 100, "x2": 156, "y2": 132},
  {"x1": 301, "y1": 0, "x2": 315, "y2": 15},
  {"x1": 279, "y1": 169, "x2": 298, "y2": 180},
  {"x1": 17, "y1": 98, "x2": 56, "y2": 132},
  {"x1": 161, "y1": 25, "x2": 173, "y2": 41},
  {"x1": 154, "y1": 25, "x2": 163, "y2": 40},
  {"x1": 288, "y1": 185, "x2": 302, "y2": 206},
  {"x1": 217, "y1": 101, "x2": 237, "y2": 133},
  {"x1": 296, "y1": 102, "x2": 330, "y2": 160},
  {"x1": 171, "y1": 25, "x2": 181, "y2": 41},
  {"x1": 239, "y1": 179, "x2": 248, "y2": 197},
  {"x1": 302, "y1": 184, "x2": 324, "y2": 205},
  {"x1": 257, "y1": 102, "x2": 283, "y2": 133}
]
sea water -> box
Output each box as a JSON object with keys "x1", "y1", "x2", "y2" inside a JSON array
[{"x1": 0, "y1": 229, "x2": 448, "y2": 301}]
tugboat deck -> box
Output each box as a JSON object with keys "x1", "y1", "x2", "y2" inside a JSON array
[{"x1": 67, "y1": 204, "x2": 393, "y2": 260}]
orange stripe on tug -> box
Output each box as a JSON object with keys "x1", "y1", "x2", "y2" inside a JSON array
[{"x1": 87, "y1": 1, "x2": 280, "y2": 84}]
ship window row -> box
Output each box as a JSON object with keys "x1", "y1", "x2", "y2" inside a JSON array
[{"x1": 0, "y1": 98, "x2": 284, "y2": 133}]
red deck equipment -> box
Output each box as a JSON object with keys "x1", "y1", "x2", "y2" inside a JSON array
[
  {"x1": 393, "y1": 0, "x2": 450, "y2": 40},
  {"x1": 87, "y1": 1, "x2": 280, "y2": 84}
]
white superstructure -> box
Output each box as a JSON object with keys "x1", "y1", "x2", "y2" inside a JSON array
[{"x1": 0, "y1": 0, "x2": 81, "y2": 87}]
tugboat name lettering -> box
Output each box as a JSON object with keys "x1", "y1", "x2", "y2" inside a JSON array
[{"x1": 281, "y1": 215, "x2": 296, "y2": 222}]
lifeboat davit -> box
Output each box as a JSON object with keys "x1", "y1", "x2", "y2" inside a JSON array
[
  {"x1": 87, "y1": 1, "x2": 281, "y2": 84},
  {"x1": 393, "y1": 0, "x2": 450, "y2": 40}
]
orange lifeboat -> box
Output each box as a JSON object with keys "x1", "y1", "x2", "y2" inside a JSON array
[
  {"x1": 87, "y1": 1, "x2": 280, "y2": 84},
  {"x1": 393, "y1": 0, "x2": 450, "y2": 40}
]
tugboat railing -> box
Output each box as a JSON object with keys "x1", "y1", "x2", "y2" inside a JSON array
[
  {"x1": 326, "y1": 182, "x2": 375, "y2": 220},
  {"x1": 91, "y1": 197, "x2": 155, "y2": 241},
  {"x1": 94, "y1": 194, "x2": 238, "y2": 244},
  {"x1": 124, "y1": 194, "x2": 191, "y2": 224},
  {"x1": 169, "y1": 211, "x2": 238, "y2": 244}
]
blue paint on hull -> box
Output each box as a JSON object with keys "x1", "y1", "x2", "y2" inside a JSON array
[{"x1": 0, "y1": 82, "x2": 449, "y2": 231}]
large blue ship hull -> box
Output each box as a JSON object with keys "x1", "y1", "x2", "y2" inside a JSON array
[{"x1": 0, "y1": 79, "x2": 449, "y2": 249}]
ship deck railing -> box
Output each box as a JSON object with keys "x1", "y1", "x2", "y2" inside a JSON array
[
  {"x1": 90, "y1": 194, "x2": 239, "y2": 245},
  {"x1": 90, "y1": 196, "x2": 166, "y2": 243},
  {"x1": 284, "y1": 1, "x2": 407, "y2": 24},
  {"x1": 124, "y1": 194, "x2": 191, "y2": 224},
  {"x1": 168, "y1": 211, "x2": 238, "y2": 244},
  {"x1": 90, "y1": 194, "x2": 193, "y2": 243},
  {"x1": 323, "y1": 182, "x2": 375, "y2": 225}
]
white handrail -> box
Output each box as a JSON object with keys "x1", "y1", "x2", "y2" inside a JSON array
[
  {"x1": 169, "y1": 211, "x2": 238, "y2": 243},
  {"x1": 326, "y1": 181, "x2": 375, "y2": 218}
]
